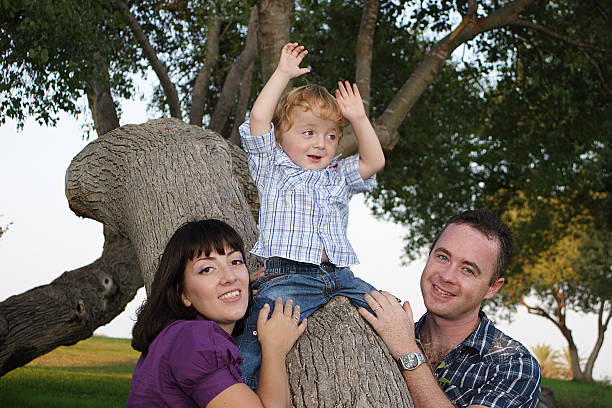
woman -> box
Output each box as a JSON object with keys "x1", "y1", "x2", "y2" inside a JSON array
[{"x1": 127, "y1": 219, "x2": 307, "y2": 407}]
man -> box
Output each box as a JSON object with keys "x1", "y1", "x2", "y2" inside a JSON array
[{"x1": 359, "y1": 210, "x2": 541, "y2": 408}]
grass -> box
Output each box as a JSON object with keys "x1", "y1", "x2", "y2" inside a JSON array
[
  {"x1": 542, "y1": 377, "x2": 612, "y2": 408},
  {"x1": 1, "y1": 336, "x2": 610, "y2": 407},
  {"x1": 0, "y1": 336, "x2": 140, "y2": 408}
]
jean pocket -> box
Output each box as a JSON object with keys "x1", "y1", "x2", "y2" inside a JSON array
[{"x1": 255, "y1": 273, "x2": 291, "y2": 295}]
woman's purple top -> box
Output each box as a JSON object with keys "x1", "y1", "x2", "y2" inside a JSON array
[{"x1": 126, "y1": 316, "x2": 244, "y2": 407}]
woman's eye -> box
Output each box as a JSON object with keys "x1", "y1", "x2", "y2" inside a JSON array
[
  {"x1": 199, "y1": 266, "x2": 213, "y2": 274},
  {"x1": 327, "y1": 134, "x2": 336, "y2": 141},
  {"x1": 303, "y1": 130, "x2": 313, "y2": 136},
  {"x1": 231, "y1": 259, "x2": 244, "y2": 265}
]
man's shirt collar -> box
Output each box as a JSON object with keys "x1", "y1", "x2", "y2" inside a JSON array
[{"x1": 415, "y1": 310, "x2": 495, "y2": 359}]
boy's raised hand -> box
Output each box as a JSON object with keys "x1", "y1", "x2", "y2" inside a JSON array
[
  {"x1": 335, "y1": 80, "x2": 367, "y2": 124},
  {"x1": 277, "y1": 42, "x2": 310, "y2": 79}
]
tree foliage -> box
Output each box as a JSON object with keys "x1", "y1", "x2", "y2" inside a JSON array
[{"x1": 369, "y1": 1, "x2": 611, "y2": 260}]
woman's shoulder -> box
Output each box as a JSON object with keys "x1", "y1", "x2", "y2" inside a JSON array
[{"x1": 162, "y1": 318, "x2": 237, "y2": 351}]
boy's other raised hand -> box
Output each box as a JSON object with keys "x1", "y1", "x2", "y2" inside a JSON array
[
  {"x1": 277, "y1": 42, "x2": 310, "y2": 79},
  {"x1": 335, "y1": 80, "x2": 367, "y2": 124}
]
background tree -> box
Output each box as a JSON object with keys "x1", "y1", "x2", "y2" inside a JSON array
[
  {"x1": 498, "y1": 202, "x2": 612, "y2": 382},
  {"x1": 1, "y1": 0, "x2": 610, "y2": 393}
]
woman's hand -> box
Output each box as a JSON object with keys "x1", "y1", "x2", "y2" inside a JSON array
[{"x1": 256, "y1": 297, "x2": 307, "y2": 356}]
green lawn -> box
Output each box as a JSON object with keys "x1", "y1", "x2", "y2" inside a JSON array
[
  {"x1": 542, "y1": 377, "x2": 612, "y2": 408},
  {"x1": 0, "y1": 336, "x2": 140, "y2": 408},
  {"x1": 1, "y1": 336, "x2": 610, "y2": 407}
]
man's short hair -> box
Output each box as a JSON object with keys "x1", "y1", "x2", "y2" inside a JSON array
[
  {"x1": 430, "y1": 210, "x2": 513, "y2": 284},
  {"x1": 272, "y1": 84, "x2": 346, "y2": 141}
]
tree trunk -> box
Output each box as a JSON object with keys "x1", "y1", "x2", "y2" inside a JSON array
[
  {"x1": 64, "y1": 118, "x2": 413, "y2": 405},
  {"x1": 189, "y1": 12, "x2": 222, "y2": 127},
  {"x1": 288, "y1": 296, "x2": 412, "y2": 407},
  {"x1": 209, "y1": 5, "x2": 259, "y2": 136},
  {"x1": 0, "y1": 226, "x2": 142, "y2": 376},
  {"x1": 257, "y1": 0, "x2": 293, "y2": 82},
  {"x1": 582, "y1": 301, "x2": 611, "y2": 382}
]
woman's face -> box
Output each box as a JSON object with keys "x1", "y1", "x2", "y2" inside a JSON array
[{"x1": 181, "y1": 246, "x2": 249, "y2": 334}]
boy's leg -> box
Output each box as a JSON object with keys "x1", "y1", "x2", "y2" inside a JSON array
[
  {"x1": 237, "y1": 260, "x2": 329, "y2": 390},
  {"x1": 334, "y1": 266, "x2": 379, "y2": 313}
]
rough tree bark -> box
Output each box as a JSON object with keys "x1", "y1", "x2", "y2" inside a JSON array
[
  {"x1": 65, "y1": 118, "x2": 259, "y2": 293},
  {"x1": 64, "y1": 118, "x2": 414, "y2": 406}
]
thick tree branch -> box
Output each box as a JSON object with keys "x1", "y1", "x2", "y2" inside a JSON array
[
  {"x1": 115, "y1": 0, "x2": 182, "y2": 119},
  {"x1": 0, "y1": 226, "x2": 142, "y2": 376},
  {"x1": 86, "y1": 53, "x2": 120, "y2": 136},
  {"x1": 228, "y1": 60, "x2": 255, "y2": 145},
  {"x1": 510, "y1": 18, "x2": 612, "y2": 56},
  {"x1": 466, "y1": 0, "x2": 478, "y2": 16},
  {"x1": 355, "y1": 0, "x2": 379, "y2": 116},
  {"x1": 209, "y1": 6, "x2": 259, "y2": 135},
  {"x1": 189, "y1": 13, "x2": 221, "y2": 126},
  {"x1": 581, "y1": 49, "x2": 612, "y2": 96},
  {"x1": 338, "y1": 0, "x2": 537, "y2": 156}
]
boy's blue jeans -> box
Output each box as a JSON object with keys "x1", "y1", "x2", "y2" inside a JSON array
[{"x1": 237, "y1": 257, "x2": 377, "y2": 390}]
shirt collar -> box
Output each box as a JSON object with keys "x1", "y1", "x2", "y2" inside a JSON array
[{"x1": 415, "y1": 310, "x2": 495, "y2": 359}]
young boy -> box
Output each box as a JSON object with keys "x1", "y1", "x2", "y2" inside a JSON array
[{"x1": 238, "y1": 42, "x2": 385, "y2": 389}]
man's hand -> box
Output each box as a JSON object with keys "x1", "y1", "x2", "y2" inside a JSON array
[
  {"x1": 277, "y1": 42, "x2": 311, "y2": 80},
  {"x1": 358, "y1": 290, "x2": 418, "y2": 359},
  {"x1": 335, "y1": 80, "x2": 367, "y2": 124},
  {"x1": 250, "y1": 266, "x2": 265, "y2": 296}
]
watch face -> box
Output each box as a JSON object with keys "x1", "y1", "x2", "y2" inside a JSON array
[{"x1": 399, "y1": 352, "x2": 425, "y2": 370}]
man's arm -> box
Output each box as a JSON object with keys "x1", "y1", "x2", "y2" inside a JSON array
[
  {"x1": 358, "y1": 291, "x2": 456, "y2": 408},
  {"x1": 249, "y1": 43, "x2": 310, "y2": 137},
  {"x1": 335, "y1": 81, "x2": 385, "y2": 179}
]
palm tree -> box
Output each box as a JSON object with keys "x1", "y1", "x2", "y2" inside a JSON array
[{"x1": 531, "y1": 343, "x2": 564, "y2": 379}]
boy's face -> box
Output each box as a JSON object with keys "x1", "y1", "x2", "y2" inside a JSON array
[{"x1": 278, "y1": 109, "x2": 339, "y2": 170}]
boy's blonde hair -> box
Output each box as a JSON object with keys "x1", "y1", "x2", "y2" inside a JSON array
[{"x1": 272, "y1": 84, "x2": 346, "y2": 141}]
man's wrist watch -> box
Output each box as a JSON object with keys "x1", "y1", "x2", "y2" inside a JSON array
[{"x1": 396, "y1": 351, "x2": 427, "y2": 371}]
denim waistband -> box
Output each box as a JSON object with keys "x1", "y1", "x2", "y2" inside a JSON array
[{"x1": 265, "y1": 257, "x2": 339, "y2": 274}]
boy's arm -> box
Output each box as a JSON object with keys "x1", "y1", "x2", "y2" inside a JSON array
[
  {"x1": 249, "y1": 43, "x2": 311, "y2": 137},
  {"x1": 335, "y1": 81, "x2": 385, "y2": 180}
]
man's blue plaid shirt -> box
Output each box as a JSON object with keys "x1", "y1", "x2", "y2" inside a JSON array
[
  {"x1": 240, "y1": 120, "x2": 375, "y2": 267},
  {"x1": 415, "y1": 311, "x2": 541, "y2": 407}
]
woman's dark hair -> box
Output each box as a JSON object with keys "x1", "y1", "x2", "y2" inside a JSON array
[{"x1": 131, "y1": 219, "x2": 251, "y2": 354}]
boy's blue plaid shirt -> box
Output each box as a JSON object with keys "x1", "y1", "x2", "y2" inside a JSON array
[
  {"x1": 415, "y1": 311, "x2": 542, "y2": 408},
  {"x1": 239, "y1": 121, "x2": 376, "y2": 267}
]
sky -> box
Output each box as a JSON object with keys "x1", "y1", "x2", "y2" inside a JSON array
[{"x1": 0, "y1": 93, "x2": 610, "y2": 381}]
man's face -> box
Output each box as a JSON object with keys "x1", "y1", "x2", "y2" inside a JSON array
[
  {"x1": 420, "y1": 223, "x2": 504, "y2": 324},
  {"x1": 278, "y1": 109, "x2": 339, "y2": 170}
]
